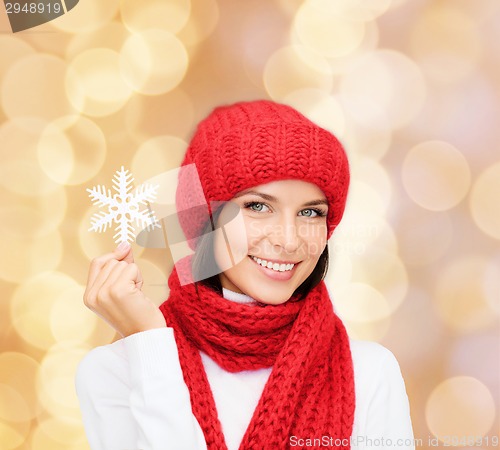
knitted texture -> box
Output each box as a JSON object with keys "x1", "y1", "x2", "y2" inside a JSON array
[
  {"x1": 176, "y1": 100, "x2": 350, "y2": 246},
  {"x1": 160, "y1": 258, "x2": 356, "y2": 450}
]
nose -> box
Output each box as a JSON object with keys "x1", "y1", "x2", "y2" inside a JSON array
[{"x1": 267, "y1": 217, "x2": 300, "y2": 253}]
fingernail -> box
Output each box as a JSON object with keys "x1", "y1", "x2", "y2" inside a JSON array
[{"x1": 116, "y1": 241, "x2": 130, "y2": 252}]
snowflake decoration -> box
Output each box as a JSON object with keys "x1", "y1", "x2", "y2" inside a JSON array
[{"x1": 87, "y1": 167, "x2": 161, "y2": 243}]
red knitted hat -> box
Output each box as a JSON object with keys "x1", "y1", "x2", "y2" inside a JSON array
[{"x1": 176, "y1": 99, "x2": 350, "y2": 244}]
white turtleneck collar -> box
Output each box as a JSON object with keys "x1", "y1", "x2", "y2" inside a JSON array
[{"x1": 222, "y1": 287, "x2": 258, "y2": 305}]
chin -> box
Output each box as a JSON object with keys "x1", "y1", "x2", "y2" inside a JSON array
[{"x1": 247, "y1": 286, "x2": 295, "y2": 306}]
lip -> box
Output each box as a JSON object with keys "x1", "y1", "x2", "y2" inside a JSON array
[{"x1": 248, "y1": 255, "x2": 300, "y2": 281}]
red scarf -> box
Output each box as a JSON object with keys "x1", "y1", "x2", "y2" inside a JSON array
[{"x1": 160, "y1": 261, "x2": 355, "y2": 449}]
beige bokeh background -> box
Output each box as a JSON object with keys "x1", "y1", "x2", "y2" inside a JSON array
[{"x1": 1, "y1": 0, "x2": 499, "y2": 448}]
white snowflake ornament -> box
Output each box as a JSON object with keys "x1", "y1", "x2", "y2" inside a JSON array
[{"x1": 87, "y1": 167, "x2": 161, "y2": 243}]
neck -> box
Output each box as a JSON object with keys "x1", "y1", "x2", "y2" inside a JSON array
[{"x1": 222, "y1": 287, "x2": 257, "y2": 305}]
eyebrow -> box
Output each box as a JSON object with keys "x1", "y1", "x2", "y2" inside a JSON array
[{"x1": 234, "y1": 190, "x2": 329, "y2": 207}]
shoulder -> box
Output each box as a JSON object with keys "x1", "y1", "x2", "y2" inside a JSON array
[
  {"x1": 348, "y1": 340, "x2": 414, "y2": 440},
  {"x1": 349, "y1": 339, "x2": 400, "y2": 368},
  {"x1": 349, "y1": 339, "x2": 406, "y2": 394}
]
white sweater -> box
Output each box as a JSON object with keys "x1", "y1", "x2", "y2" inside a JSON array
[{"x1": 76, "y1": 289, "x2": 415, "y2": 450}]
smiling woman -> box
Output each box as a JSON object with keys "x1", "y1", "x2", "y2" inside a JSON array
[
  {"x1": 76, "y1": 100, "x2": 414, "y2": 450},
  {"x1": 210, "y1": 180, "x2": 330, "y2": 305}
]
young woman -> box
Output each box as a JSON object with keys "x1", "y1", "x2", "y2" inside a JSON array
[{"x1": 77, "y1": 100, "x2": 414, "y2": 450}]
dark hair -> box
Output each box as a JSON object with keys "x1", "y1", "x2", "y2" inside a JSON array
[{"x1": 191, "y1": 207, "x2": 329, "y2": 301}]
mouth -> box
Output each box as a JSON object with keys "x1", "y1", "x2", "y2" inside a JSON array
[
  {"x1": 248, "y1": 255, "x2": 300, "y2": 281},
  {"x1": 249, "y1": 255, "x2": 297, "y2": 272}
]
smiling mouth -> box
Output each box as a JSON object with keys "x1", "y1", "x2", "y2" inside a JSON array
[{"x1": 248, "y1": 255, "x2": 298, "y2": 272}]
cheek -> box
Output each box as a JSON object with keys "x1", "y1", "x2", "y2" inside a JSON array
[
  {"x1": 214, "y1": 214, "x2": 250, "y2": 269},
  {"x1": 301, "y1": 223, "x2": 327, "y2": 258}
]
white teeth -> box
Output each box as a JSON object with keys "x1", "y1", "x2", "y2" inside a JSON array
[{"x1": 250, "y1": 256, "x2": 295, "y2": 272}]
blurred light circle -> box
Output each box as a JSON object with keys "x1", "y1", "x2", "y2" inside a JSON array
[
  {"x1": 10, "y1": 272, "x2": 79, "y2": 349},
  {"x1": 410, "y1": 7, "x2": 482, "y2": 83},
  {"x1": 398, "y1": 209, "x2": 453, "y2": 266},
  {"x1": 435, "y1": 257, "x2": 497, "y2": 332},
  {"x1": 0, "y1": 118, "x2": 61, "y2": 196},
  {"x1": 342, "y1": 123, "x2": 391, "y2": 161},
  {"x1": 294, "y1": 1, "x2": 365, "y2": 58},
  {"x1": 339, "y1": 50, "x2": 426, "y2": 130},
  {"x1": 66, "y1": 48, "x2": 133, "y2": 117},
  {"x1": 470, "y1": 162, "x2": 500, "y2": 240},
  {"x1": 120, "y1": 29, "x2": 189, "y2": 95},
  {"x1": 0, "y1": 421, "x2": 27, "y2": 450},
  {"x1": 241, "y1": 5, "x2": 293, "y2": 88},
  {"x1": 263, "y1": 45, "x2": 333, "y2": 101},
  {"x1": 0, "y1": 229, "x2": 62, "y2": 283},
  {"x1": 348, "y1": 181, "x2": 387, "y2": 217},
  {"x1": 305, "y1": 0, "x2": 392, "y2": 22},
  {"x1": 335, "y1": 211, "x2": 397, "y2": 258},
  {"x1": 1, "y1": 54, "x2": 80, "y2": 122},
  {"x1": 276, "y1": 0, "x2": 302, "y2": 16},
  {"x1": 131, "y1": 136, "x2": 187, "y2": 184},
  {"x1": 343, "y1": 316, "x2": 391, "y2": 342},
  {"x1": 282, "y1": 89, "x2": 345, "y2": 136},
  {"x1": 483, "y1": 255, "x2": 500, "y2": 315},
  {"x1": 37, "y1": 344, "x2": 90, "y2": 420},
  {"x1": 408, "y1": 75, "x2": 496, "y2": 157},
  {"x1": 50, "y1": 285, "x2": 98, "y2": 344},
  {"x1": 37, "y1": 116, "x2": 107, "y2": 185},
  {"x1": 120, "y1": 0, "x2": 191, "y2": 34},
  {"x1": 0, "y1": 160, "x2": 59, "y2": 198},
  {"x1": 125, "y1": 89, "x2": 194, "y2": 141},
  {"x1": 0, "y1": 353, "x2": 40, "y2": 421},
  {"x1": 426, "y1": 376, "x2": 496, "y2": 439},
  {"x1": 383, "y1": 287, "x2": 444, "y2": 371},
  {"x1": 325, "y1": 19, "x2": 379, "y2": 76},
  {"x1": 335, "y1": 282, "x2": 391, "y2": 322},
  {"x1": 0, "y1": 35, "x2": 35, "y2": 83},
  {"x1": 355, "y1": 250, "x2": 408, "y2": 314},
  {"x1": 0, "y1": 187, "x2": 67, "y2": 238},
  {"x1": 50, "y1": 0, "x2": 119, "y2": 33},
  {"x1": 66, "y1": 21, "x2": 130, "y2": 59},
  {"x1": 389, "y1": 0, "x2": 412, "y2": 8},
  {"x1": 0, "y1": 384, "x2": 31, "y2": 448},
  {"x1": 402, "y1": 141, "x2": 471, "y2": 211},
  {"x1": 36, "y1": 417, "x2": 87, "y2": 446},
  {"x1": 0, "y1": 384, "x2": 30, "y2": 423},
  {"x1": 351, "y1": 158, "x2": 392, "y2": 215},
  {"x1": 325, "y1": 246, "x2": 353, "y2": 289},
  {"x1": 177, "y1": 0, "x2": 219, "y2": 47},
  {"x1": 31, "y1": 421, "x2": 89, "y2": 450},
  {"x1": 449, "y1": 334, "x2": 500, "y2": 400}
]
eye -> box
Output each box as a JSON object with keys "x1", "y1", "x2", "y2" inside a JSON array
[
  {"x1": 299, "y1": 208, "x2": 326, "y2": 218},
  {"x1": 244, "y1": 201, "x2": 270, "y2": 212}
]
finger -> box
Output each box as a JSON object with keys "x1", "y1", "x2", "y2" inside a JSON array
[
  {"x1": 120, "y1": 244, "x2": 135, "y2": 264},
  {"x1": 85, "y1": 259, "x2": 125, "y2": 307},
  {"x1": 98, "y1": 261, "x2": 142, "y2": 311},
  {"x1": 101, "y1": 260, "x2": 132, "y2": 295},
  {"x1": 85, "y1": 242, "x2": 132, "y2": 292},
  {"x1": 105, "y1": 263, "x2": 143, "y2": 301}
]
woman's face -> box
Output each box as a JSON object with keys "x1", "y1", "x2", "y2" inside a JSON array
[{"x1": 213, "y1": 179, "x2": 328, "y2": 305}]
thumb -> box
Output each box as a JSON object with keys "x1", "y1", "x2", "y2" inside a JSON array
[{"x1": 114, "y1": 241, "x2": 135, "y2": 263}]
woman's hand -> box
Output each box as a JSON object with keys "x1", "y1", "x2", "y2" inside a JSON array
[{"x1": 83, "y1": 242, "x2": 166, "y2": 337}]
